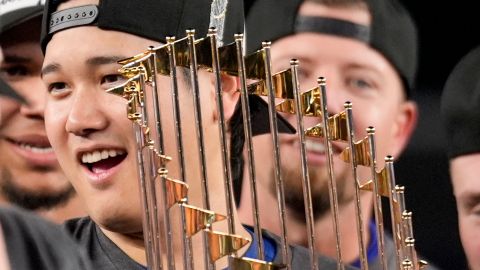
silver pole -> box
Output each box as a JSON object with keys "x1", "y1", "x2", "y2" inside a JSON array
[
  {"x1": 366, "y1": 127, "x2": 387, "y2": 270},
  {"x1": 166, "y1": 37, "x2": 195, "y2": 270},
  {"x1": 235, "y1": 34, "x2": 265, "y2": 260},
  {"x1": 344, "y1": 102, "x2": 368, "y2": 270},
  {"x1": 318, "y1": 78, "x2": 344, "y2": 270},
  {"x1": 385, "y1": 156, "x2": 402, "y2": 270},
  {"x1": 186, "y1": 29, "x2": 214, "y2": 270},
  {"x1": 291, "y1": 59, "x2": 317, "y2": 270},
  {"x1": 208, "y1": 28, "x2": 236, "y2": 235},
  {"x1": 262, "y1": 42, "x2": 290, "y2": 268}
]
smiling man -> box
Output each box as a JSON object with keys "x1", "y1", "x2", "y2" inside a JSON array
[
  {"x1": 238, "y1": 0, "x2": 421, "y2": 269},
  {"x1": 39, "y1": 0, "x2": 355, "y2": 269},
  {"x1": 0, "y1": 0, "x2": 85, "y2": 223}
]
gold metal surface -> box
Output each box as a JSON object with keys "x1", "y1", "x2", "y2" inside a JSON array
[
  {"x1": 229, "y1": 257, "x2": 283, "y2": 270},
  {"x1": 181, "y1": 204, "x2": 226, "y2": 237},
  {"x1": 165, "y1": 178, "x2": 189, "y2": 208},
  {"x1": 247, "y1": 69, "x2": 294, "y2": 99},
  {"x1": 275, "y1": 87, "x2": 322, "y2": 117},
  {"x1": 204, "y1": 230, "x2": 250, "y2": 262},
  {"x1": 339, "y1": 137, "x2": 372, "y2": 167}
]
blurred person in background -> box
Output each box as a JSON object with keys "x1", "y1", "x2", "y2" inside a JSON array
[
  {"x1": 237, "y1": 0, "x2": 437, "y2": 269},
  {"x1": 441, "y1": 46, "x2": 480, "y2": 270},
  {"x1": 0, "y1": 0, "x2": 85, "y2": 223}
]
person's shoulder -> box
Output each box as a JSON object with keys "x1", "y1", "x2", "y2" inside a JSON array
[
  {"x1": 261, "y1": 229, "x2": 358, "y2": 270},
  {"x1": 289, "y1": 242, "x2": 359, "y2": 270},
  {"x1": 0, "y1": 206, "x2": 92, "y2": 270}
]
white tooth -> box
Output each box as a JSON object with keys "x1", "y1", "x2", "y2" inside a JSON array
[
  {"x1": 82, "y1": 154, "x2": 88, "y2": 163},
  {"x1": 306, "y1": 140, "x2": 325, "y2": 153},
  {"x1": 101, "y1": 150, "x2": 109, "y2": 159},
  {"x1": 109, "y1": 150, "x2": 117, "y2": 157},
  {"x1": 116, "y1": 150, "x2": 125, "y2": 156},
  {"x1": 89, "y1": 153, "x2": 96, "y2": 163},
  {"x1": 85, "y1": 153, "x2": 91, "y2": 163},
  {"x1": 92, "y1": 151, "x2": 102, "y2": 163}
]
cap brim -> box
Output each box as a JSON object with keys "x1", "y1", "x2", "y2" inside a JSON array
[
  {"x1": 249, "y1": 95, "x2": 296, "y2": 136},
  {"x1": 0, "y1": 6, "x2": 44, "y2": 34},
  {"x1": 0, "y1": 79, "x2": 26, "y2": 103}
]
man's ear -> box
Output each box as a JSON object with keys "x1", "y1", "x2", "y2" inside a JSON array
[
  {"x1": 211, "y1": 73, "x2": 240, "y2": 121},
  {"x1": 391, "y1": 100, "x2": 418, "y2": 156}
]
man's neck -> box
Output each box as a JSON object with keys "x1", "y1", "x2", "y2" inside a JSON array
[{"x1": 100, "y1": 160, "x2": 253, "y2": 268}]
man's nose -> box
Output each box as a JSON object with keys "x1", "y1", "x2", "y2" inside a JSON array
[
  {"x1": 19, "y1": 78, "x2": 46, "y2": 120},
  {"x1": 66, "y1": 85, "x2": 108, "y2": 137}
]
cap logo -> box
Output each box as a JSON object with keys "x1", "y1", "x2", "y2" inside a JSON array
[
  {"x1": 0, "y1": 0, "x2": 45, "y2": 15},
  {"x1": 48, "y1": 5, "x2": 98, "y2": 34},
  {"x1": 209, "y1": 0, "x2": 228, "y2": 46}
]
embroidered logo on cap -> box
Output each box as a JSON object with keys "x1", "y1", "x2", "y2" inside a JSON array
[{"x1": 209, "y1": 0, "x2": 228, "y2": 46}]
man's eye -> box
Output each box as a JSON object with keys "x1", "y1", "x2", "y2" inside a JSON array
[
  {"x1": 48, "y1": 82, "x2": 68, "y2": 94},
  {"x1": 347, "y1": 78, "x2": 373, "y2": 90},
  {"x1": 297, "y1": 68, "x2": 310, "y2": 82},
  {"x1": 101, "y1": 74, "x2": 125, "y2": 86},
  {"x1": 349, "y1": 79, "x2": 372, "y2": 88},
  {"x1": 0, "y1": 65, "x2": 28, "y2": 78}
]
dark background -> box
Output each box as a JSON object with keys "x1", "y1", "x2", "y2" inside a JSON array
[
  {"x1": 244, "y1": 1, "x2": 480, "y2": 269},
  {"x1": 391, "y1": 2, "x2": 478, "y2": 269}
]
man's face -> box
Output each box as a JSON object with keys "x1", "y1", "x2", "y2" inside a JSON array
[
  {"x1": 451, "y1": 153, "x2": 480, "y2": 270},
  {"x1": 0, "y1": 17, "x2": 74, "y2": 210},
  {"x1": 42, "y1": 9, "x2": 222, "y2": 233},
  {"x1": 253, "y1": 2, "x2": 417, "y2": 219}
]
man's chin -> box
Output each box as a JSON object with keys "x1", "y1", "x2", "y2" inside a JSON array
[{"x1": 0, "y1": 169, "x2": 75, "y2": 210}]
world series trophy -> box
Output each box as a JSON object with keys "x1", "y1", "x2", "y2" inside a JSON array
[{"x1": 106, "y1": 22, "x2": 428, "y2": 270}]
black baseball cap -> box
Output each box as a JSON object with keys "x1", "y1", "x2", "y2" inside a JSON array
[
  {"x1": 40, "y1": 0, "x2": 295, "y2": 135},
  {"x1": 0, "y1": 0, "x2": 45, "y2": 35},
  {"x1": 441, "y1": 46, "x2": 480, "y2": 159},
  {"x1": 246, "y1": 0, "x2": 418, "y2": 97},
  {"x1": 41, "y1": 0, "x2": 243, "y2": 52}
]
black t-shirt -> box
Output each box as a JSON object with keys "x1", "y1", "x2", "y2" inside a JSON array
[
  {"x1": 0, "y1": 206, "x2": 92, "y2": 270},
  {"x1": 63, "y1": 217, "x2": 357, "y2": 269}
]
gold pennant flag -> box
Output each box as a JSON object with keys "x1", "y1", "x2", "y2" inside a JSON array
[
  {"x1": 359, "y1": 167, "x2": 390, "y2": 197},
  {"x1": 304, "y1": 110, "x2": 348, "y2": 142},
  {"x1": 328, "y1": 110, "x2": 348, "y2": 142},
  {"x1": 275, "y1": 99, "x2": 296, "y2": 115},
  {"x1": 340, "y1": 136, "x2": 372, "y2": 167},
  {"x1": 275, "y1": 87, "x2": 322, "y2": 117},
  {"x1": 244, "y1": 49, "x2": 266, "y2": 80},
  {"x1": 305, "y1": 123, "x2": 324, "y2": 138},
  {"x1": 107, "y1": 73, "x2": 142, "y2": 99},
  {"x1": 118, "y1": 51, "x2": 150, "y2": 66},
  {"x1": 164, "y1": 178, "x2": 189, "y2": 208},
  {"x1": 229, "y1": 256, "x2": 283, "y2": 270},
  {"x1": 181, "y1": 204, "x2": 226, "y2": 237},
  {"x1": 217, "y1": 42, "x2": 239, "y2": 76},
  {"x1": 247, "y1": 69, "x2": 294, "y2": 99},
  {"x1": 205, "y1": 230, "x2": 250, "y2": 262}
]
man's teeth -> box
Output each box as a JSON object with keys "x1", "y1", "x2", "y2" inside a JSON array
[
  {"x1": 19, "y1": 143, "x2": 53, "y2": 153},
  {"x1": 82, "y1": 150, "x2": 125, "y2": 164},
  {"x1": 305, "y1": 140, "x2": 325, "y2": 153}
]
